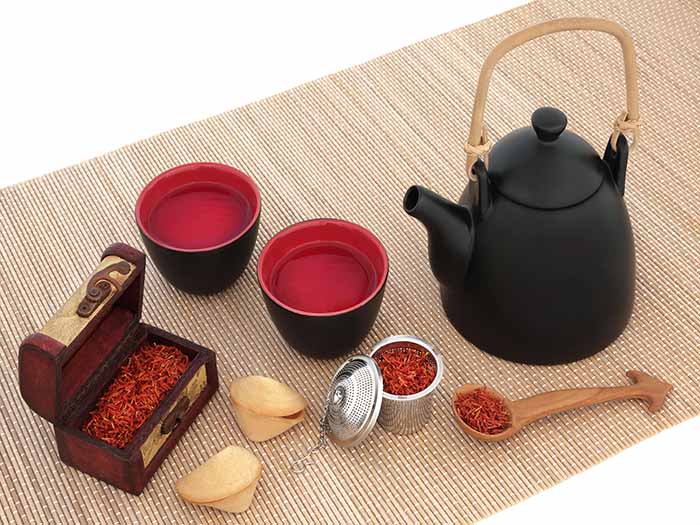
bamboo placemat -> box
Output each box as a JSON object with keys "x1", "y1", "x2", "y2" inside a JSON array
[{"x1": 1, "y1": 0, "x2": 698, "y2": 523}]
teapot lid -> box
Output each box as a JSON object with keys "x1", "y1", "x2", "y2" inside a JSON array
[{"x1": 487, "y1": 107, "x2": 608, "y2": 210}]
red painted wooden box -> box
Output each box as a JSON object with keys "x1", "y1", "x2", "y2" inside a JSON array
[{"x1": 18, "y1": 243, "x2": 219, "y2": 495}]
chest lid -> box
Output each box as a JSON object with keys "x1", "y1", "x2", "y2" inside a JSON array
[
  {"x1": 19, "y1": 243, "x2": 146, "y2": 425},
  {"x1": 488, "y1": 107, "x2": 608, "y2": 210}
]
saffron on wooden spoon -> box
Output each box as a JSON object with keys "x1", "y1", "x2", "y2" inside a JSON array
[{"x1": 454, "y1": 387, "x2": 511, "y2": 435}]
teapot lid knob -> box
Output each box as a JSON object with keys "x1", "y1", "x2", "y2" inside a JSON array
[{"x1": 531, "y1": 107, "x2": 567, "y2": 142}]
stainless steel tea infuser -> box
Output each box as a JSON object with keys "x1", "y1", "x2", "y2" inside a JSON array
[
  {"x1": 369, "y1": 335, "x2": 444, "y2": 435},
  {"x1": 290, "y1": 336, "x2": 443, "y2": 473}
]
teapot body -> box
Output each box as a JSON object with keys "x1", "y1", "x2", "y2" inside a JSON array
[
  {"x1": 406, "y1": 16, "x2": 643, "y2": 364},
  {"x1": 442, "y1": 173, "x2": 635, "y2": 364}
]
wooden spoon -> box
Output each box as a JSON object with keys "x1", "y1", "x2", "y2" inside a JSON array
[{"x1": 452, "y1": 370, "x2": 672, "y2": 442}]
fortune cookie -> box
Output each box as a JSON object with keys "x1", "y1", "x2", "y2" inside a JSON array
[
  {"x1": 229, "y1": 376, "x2": 306, "y2": 442},
  {"x1": 176, "y1": 446, "x2": 262, "y2": 514}
]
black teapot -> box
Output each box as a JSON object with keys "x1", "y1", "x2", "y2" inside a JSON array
[{"x1": 404, "y1": 18, "x2": 641, "y2": 364}]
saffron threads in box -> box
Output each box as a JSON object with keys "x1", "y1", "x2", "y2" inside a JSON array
[
  {"x1": 83, "y1": 343, "x2": 189, "y2": 448},
  {"x1": 454, "y1": 388, "x2": 511, "y2": 435},
  {"x1": 372, "y1": 346, "x2": 437, "y2": 396}
]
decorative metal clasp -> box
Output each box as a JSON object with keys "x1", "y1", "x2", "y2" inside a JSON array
[
  {"x1": 161, "y1": 397, "x2": 191, "y2": 435},
  {"x1": 76, "y1": 261, "x2": 131, "y2": 318}
]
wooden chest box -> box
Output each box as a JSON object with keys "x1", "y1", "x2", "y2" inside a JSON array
[{"x1": 18, "y1": 243, "x2": 219, "y2": 495}]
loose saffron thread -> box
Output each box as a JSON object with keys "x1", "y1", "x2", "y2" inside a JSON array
[
  {"x1": 82, "y1": 343, "x2": 189, "y2": 449},
  {"x1": 373, "y1": 346, "x2": 437, "y2": 396},
  {"x1": 454, "y1": 388, "x2": 510, "y2": 435}
]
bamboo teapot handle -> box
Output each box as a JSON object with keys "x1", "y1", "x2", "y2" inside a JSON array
[{"x1": 465, "y1": 17, "x2": 641, "y2": 180}]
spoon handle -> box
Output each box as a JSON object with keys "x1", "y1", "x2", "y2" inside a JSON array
[{"x1": 512, "y1": 371, "x2": 672, "y2": 427}]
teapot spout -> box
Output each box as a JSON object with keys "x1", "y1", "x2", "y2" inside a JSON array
[{"x1": 403, "y1": 186, "x2": 474, "y2": 289}]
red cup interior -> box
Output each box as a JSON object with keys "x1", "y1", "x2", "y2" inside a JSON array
[
  {"x1": 135, "y1": 163, "x2": 261, "y2": 252},
  {"x1": 258, "y1": 220, "x2": 389, "y2": 316}
]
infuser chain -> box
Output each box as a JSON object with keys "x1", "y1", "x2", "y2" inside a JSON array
[{"x1": 289, "y1": 395, "x2": 331, "y2": 474}]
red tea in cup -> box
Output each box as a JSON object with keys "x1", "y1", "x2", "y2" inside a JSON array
[
  {"x1": 269, "y1": 241, "x2": 377, "y2": 314},
  {"x1": 147, "y1": 181, "x2": 252, "y2": 250},
  {"x1": 135, "y1": 162, "x2": 261, "y2": 294}
]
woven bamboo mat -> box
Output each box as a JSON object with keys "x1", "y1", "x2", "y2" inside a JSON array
[{"x1": 1, "y1": 0, "x2": 699, "y2": 523}]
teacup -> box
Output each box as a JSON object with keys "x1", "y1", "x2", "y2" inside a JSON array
[
  {"x1": 136, "y1": 162, "x2": 261, "y2": 294},
  {"x1": 257, "y1": 219, "x2": 389, "y2": 358}
]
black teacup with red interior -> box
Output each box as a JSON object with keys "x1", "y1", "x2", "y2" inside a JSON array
[
  {"x1": 257, "y1": 219, "x2": 389, "y2": 358},
  {"x1": 136, "y1": 162, "x2": 261, "y2": 294}
]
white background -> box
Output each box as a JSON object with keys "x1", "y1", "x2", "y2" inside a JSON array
[{"x1": 1, "y1": 1, "x2": 697, "y2": 523}]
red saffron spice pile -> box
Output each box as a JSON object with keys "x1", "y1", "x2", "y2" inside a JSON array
[
  {"x1": 454, "y1": 388, "x2": 511, "y2": 435},
  {"x1": 83, "y1": 343, "x2": 189, "y2": 448},
  {"x1": 373, "y1": 346, "x2": 437, "y2": 396}
]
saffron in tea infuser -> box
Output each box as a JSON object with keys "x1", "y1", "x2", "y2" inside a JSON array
[
  {"x1": 372, "y1": 346, "x2": 437, "y2": 396},
  {"x1": 83, "y1": 342, "x2": 189, "y2": 448}
]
